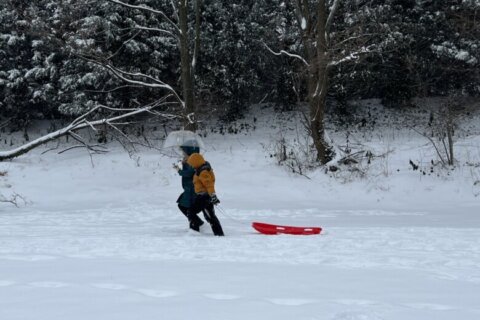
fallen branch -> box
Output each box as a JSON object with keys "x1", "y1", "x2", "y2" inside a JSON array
[
  {"x1": 0, "y1": 102, "x2": 176, "y2": 162},
  {"x1": 0, "y1": 192, "x2": 27, "y2": 207}
]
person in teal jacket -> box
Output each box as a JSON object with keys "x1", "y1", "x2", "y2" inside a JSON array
[{"x1": 174, "y1": 140, "x2": 204, "y2": 231}]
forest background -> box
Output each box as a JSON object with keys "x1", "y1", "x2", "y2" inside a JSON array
[{"x1": 0, "y1": 0, "x2": 479, "y2": 163}]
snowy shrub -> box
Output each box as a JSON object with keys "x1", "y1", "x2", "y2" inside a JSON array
[
  {"x1": 271, "y1": 135, "x2": 319, "y2": 178},
  {"x1": 431, "y1": 42, "x2": 478, "y2": 65},
  {"x1": 417, "y1": 95, "x2": 477, "y2": 167},
  {"x1": 0, "y1": 171, "x2": 27, "y2": 207},
  {"x1": 262, "y1": 116, "x2": 320, "y2": 178},
  {"x1": 326, "y1": 143, "x2": 391, "y2": 183}
]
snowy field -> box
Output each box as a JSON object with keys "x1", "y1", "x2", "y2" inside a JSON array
[{"x1": 1, "y1": 104, "x2": 480, "y2": 320}]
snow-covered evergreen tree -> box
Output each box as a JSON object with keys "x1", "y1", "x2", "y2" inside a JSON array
[
  {"x1": 196, "y1": 0, "x2": 300, "y2": 119},
  {"x1": 428, "y1": 1, "x2": 480, "y2": 96},
  {"x1": 0, "y1": 1, "x2": 55, "y2": 125},
  {"x1": 329, "y1": 0, "x2": 480, "y2": 106},
  {"x1": 56, "y1": 0, "x2": 179, "y2": 116},
  {"x1": 1, "y1": 0, "x2": 478, "y2": 124}
]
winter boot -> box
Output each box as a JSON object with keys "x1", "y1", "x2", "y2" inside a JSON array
[{"x1": 188, "y1": 212, "x2": 204, "y2": 232}]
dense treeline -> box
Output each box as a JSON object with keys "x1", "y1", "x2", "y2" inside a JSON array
[{"x1": 1, "y1": 0, "x2": 479, "y2": 128}]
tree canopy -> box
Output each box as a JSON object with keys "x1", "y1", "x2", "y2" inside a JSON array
[{"x1": 1, "y1": 1, "x2": 478, "y2": 127}]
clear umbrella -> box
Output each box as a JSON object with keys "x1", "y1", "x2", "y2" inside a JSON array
[{"x1": 162, "y1": 130, "x2": 205, "y2": 157}]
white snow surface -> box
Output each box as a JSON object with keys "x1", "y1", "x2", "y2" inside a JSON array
[{"x1": 1, "y1": 104, "x2": 480, "y2": 320}]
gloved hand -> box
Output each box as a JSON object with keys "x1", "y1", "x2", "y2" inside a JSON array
[
  {"x1": 210, "y1": 193, "x2": 220, "y2": 205},
  {"x1": 173, "y1": 161, "x2": 183, "y2": 171}
]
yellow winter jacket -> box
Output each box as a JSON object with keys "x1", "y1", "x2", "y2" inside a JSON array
[{"x1": 187, "y1": 153, "x2": 216, "y2": 195}]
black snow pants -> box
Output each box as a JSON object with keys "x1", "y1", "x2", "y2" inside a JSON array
[
  {"x1": 190, "y1": 193, "x2": 224, "y2": 236},
  {"x1": 178, "y1": 204, "x2": 204, "y2": 231}
]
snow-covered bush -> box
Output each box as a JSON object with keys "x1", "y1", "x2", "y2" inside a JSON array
[
  {"x1": 270, "y1": 134, "x2": 319, "y2": 178},
  {"x1": 0, "y1": 170, "x2": 26, "y2": 207}
]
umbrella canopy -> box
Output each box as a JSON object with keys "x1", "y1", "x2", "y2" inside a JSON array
[{"x1": 162, "y1": 130, "x2": 205, "y2": 154}]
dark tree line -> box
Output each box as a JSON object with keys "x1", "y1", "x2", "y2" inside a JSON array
[{"x1": 1, "y1": 0, "x2": 479, "y2": 129}]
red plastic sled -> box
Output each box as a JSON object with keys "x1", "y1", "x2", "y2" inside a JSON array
[{"x1": 252, "y1": 222, "x2": 322, "y2": 235}]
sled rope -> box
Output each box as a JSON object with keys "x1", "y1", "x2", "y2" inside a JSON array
[{"x1": 216, "y1": 205, "x2": 248, "y2": 226}]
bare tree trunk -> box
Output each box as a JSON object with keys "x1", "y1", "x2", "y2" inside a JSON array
[
  {"x1": 446, "y1": 105, "x2": 454, "y2": 165},
  {"x1": 298, "y1": 0, "x2": 330, "y2": 164},
  {"x1": 179, "y1": 0, "x2": 196, "y2": 131},
  {"x1": 193, "y1": 0, "x2": 202, "y2": 77},
  {"x1": 109, "y1": 0, "x2": 201, "y2": 131},
  {"x1": 447, "y1": 129, "x2": 454, "y2": 165},
  {"x1": 312, "y1": 0, "x2": 329, "y2": 164}
]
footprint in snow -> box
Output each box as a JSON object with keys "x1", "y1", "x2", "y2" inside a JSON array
[
  {"x1": 29, "y1": 281, "x2": 70, "y2": 288},
  {"x1": 204, "y1": 293, "x2": 240, "y2": 300},
  {"x1": 267, "y1": 298, "x2": 316, "y2": 306},
  {"x1": 135, "y1": 289, "x2": 178, "y2": 298}
]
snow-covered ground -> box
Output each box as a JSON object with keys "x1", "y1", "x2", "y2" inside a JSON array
[{"x1": 1, "y1": 104, "x2": 480, "y2": 320}]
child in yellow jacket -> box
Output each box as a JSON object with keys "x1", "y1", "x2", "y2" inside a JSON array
[{"x1": 187, "y1": 153, "x2": 224, "y2": 236}]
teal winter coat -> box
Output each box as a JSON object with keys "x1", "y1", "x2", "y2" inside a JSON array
[{"x1": 176, "y1": 161, "x2": 196, "y2": 208}]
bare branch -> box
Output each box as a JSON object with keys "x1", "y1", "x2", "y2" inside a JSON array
[
  {"x1": 326, "y1": 0, "x2": 341, "y2": 35},
  {"x1": 0, "y1": 101, "x2": 175, "y2": 161},
  {"x1": 262, "y1": 42, "x2": 309, "y2": 67},
  {"x1": 92, "y1": 61, "x2": 184, "y2": 107},
  {"x1": 58, "y1": 144, "x2": 108, "y2": 155},
  {"x1": 68, "y1": 131, "x2": 89, "y2": 145},
  {"x1": 134, "y1": 25, "x2": 178, "y2": 38},
  {"x1": 71, "y1": 105, "x2": 102, "y2": 127},
  {"x1": 170, "y1": 0, "x2": 179, "y2": 21},
  {"x1": 107, "y1": 31, "x2": 142, "y2": 60},
  {"x1": 41, "y1": 141, "x2": 61, "y2": 155},
  {"x1": 328, "y1": 47, "x2": 371, "y2": 68},
  {"x1": 186, "y1": 112, "x2": 195, "y2": 125},
  {"x1": 0, "y1": 192, "x2": 27, "y2": 208},
  {"x1": 106, "y1": 121, "x2": 136, "y2": 148},
  {"x1": 83, "y1": 119, "x2": 98, "y2": 132},
  {"x1": 0, "y1": 118, "x2": 12, "y2": 130},
  {"x1": 330, "y1": 34, "x2": 377, "y2": 49},
  {"x1": 84, "y1": 85, "x2": 144, "y2": 94},
  {"x1": 61, "y1": 137, "x2": 96, "y2": 167},
  {"x1": 109, "y1": 0, "x2": 180, "y2": 35},
  {"x1": 411, "y1": 127, "x2": 448, "y2": 165}
]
